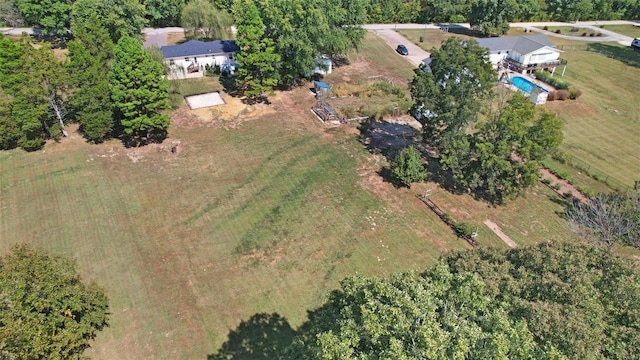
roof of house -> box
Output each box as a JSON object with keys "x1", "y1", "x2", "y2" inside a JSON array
[
  {"x1": 161, "y1": 40, "x2": 239, "y2": 58},
  {"x1": 477, "y1": 35, "x2": 557, "y2": 54}
]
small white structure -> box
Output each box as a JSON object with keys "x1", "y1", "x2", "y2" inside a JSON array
[
  {"x1": 477, "y1": 35, "x2": 566, "y2": 74},
  {"x1": 161, "y1": 40, "x2": 239, "y2": 79}
]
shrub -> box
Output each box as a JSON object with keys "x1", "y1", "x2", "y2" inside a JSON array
[
  {"x1": 569, "y1": 87, "x2": 582, "y2": 100},
  {"x1": 391, "y1": 145, "x2": 427, "y2": 187},
  {"x1": 555, "y1": 29, "x2": 562, "y2": 34},
  {"x1": 543, "y1": 26, "x2": 549, "y2": 30},
  {"x1": 582, "y1": 32, "x2": 587, "y2": 37},
  {"x1": 589, "y1": 33, "x2": 595, "y2": 37},
  {"x1": 571, "y1": 27, "x2": 579, "y2": 32},
  {"x1": 556, "y1": 89, "x2": 570, "y2": 100},
  {"x1": 454, "y1": 222, "x2": 476, "y2": 239},
  {"x1": 547, "y1": 91, "x2": 557, "y2": 101},
  {"x1": 554, "y1": 183, "x2": 562, "y2": 190},
  {"x1": 419, "y1": 36, "x2": 424, "y2": 43},
  {"x1": 596, "y1": 32, "x2": 603, "y2": 37},
  {"x1": 541, "y1": 177, "x2": 552, "y2": 185}
]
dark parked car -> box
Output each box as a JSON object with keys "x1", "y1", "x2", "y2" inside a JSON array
[{"x1": 396, "y1": 44, "x2": 408, "y2": 56}]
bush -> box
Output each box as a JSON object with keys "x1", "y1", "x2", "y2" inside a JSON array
[
  {"x1": 569, "y1": 87, "x2": 582, "y2": 100},
  {"x1": 419, "y1": 36, "x2": 424, "y2": 43},
  {"x1": 547, "y1": 91, "x2": 557, "y2": 101},
  {"x1": 582, "y1": 32, "x2": 587, "y2": 37},
  {"x1": 391, "y1": 145, "x2": 427, "y2": 186},
  {"x1": 555, "y1": 29, "x2": 562, "y2": 34},
  {"x1": 543, "y1": 26, "x2": 549, "y2": 30},
  {"x1": 541, "y1": 177, "x2": 552, "y2": 185},
  {"x1": 556, "y1": 89, "x2": 570, "y2": 100},
  {"x1": 596, "y1": 32, "x2": 603, "y2": 37},
  {"x1": 571, "y1": 27, "x2": 579, "y2": 32},
  {"x1": 589, "y1": 33, "x2": 595, "y2": 37},
  {"x1": 554, "y1": 183, "x2": 562, "y2": 190},
  {"x1": 454, "y1": 222, "x2": 476, "y2": 239},
  {"x1": 534, "y1": 70, "x2": 570, "y2": 90}
]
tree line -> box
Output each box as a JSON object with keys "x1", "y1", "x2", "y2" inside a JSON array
[
  {"x1": 0, "y1": 16, "x2": 169, "y2": 150},
  {"x1": 3, "y1": 0, "x2": 639, "y2": 33}
]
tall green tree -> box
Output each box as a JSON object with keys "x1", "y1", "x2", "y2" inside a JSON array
[
  {"x1": 469, "y1": 0, "x2": 519, "y2": 36},
  {"x1": 233, "y1": 0, "x2": 280, "y2": 102},
  {"x1": 71, "y1": 0, "x2": 147, "y2": 43},
  {"x1": 145, "y1": 0, "x2": 185, "y2": 27},
  {"x1": 410, "y1": 37, "x2": 495, "y2": 153},
  {"x1": 68, "y1": 15, "x2": 115, "y2": 142},
  {"x1": 181, "y1": 0, "x2": 233, "y2": 39},
  {"x1": 109, "y1": 36, "x2": 170, "y2": 144},
  {"x1": 0, "y1": 92, "x2": 21, "y2": 150},
  {"x1": 0, "y1": 244, "x2": 109, "y2": 359},
  {"x1": 15, "y1": 0, "x2": 73, "y2": 34},
  {"x1": 285, "y1": 242, "x2": 640, "y2": 359}
]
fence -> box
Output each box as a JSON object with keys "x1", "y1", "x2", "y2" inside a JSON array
[
  {"x1": 552, "y1": 153, "x2": 633, "y2": 193},
  {"x1": 557, "y1": 44, "x2": 640, "y2": 67}
]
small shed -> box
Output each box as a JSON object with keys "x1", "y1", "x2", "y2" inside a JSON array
[{"x1": 314, "y1": 81, "x2": 331, "y2": 97}]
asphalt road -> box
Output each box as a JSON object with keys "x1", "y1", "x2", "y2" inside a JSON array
[{"x1": 372, "y1": 29, "x2": 430, "y2": 67}]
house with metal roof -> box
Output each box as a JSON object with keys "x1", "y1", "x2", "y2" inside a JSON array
[
  {"x1": 160, "y1": 40, "x2": 239, "y2": 78},
  {"x1": 477, "y1": 34, "x2": 566, "y2": 74}
]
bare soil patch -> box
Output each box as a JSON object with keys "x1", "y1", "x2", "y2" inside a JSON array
[{"x1": 483, "y1": 220, "x2": 517, "y2": 248}]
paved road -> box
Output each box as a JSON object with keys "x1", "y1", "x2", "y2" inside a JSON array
[{"x1": 372, "y1": 29, "x2": 430, "y2": 67}]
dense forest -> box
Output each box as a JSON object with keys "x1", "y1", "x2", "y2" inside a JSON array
[{"x1": 1, "y1": 0, "x2": 639, "y2": 32}]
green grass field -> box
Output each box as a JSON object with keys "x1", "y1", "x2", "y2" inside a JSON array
[
  {"x1": 544, "y1": 41, "x2": 640, "y2": 188},
  {"x1": 599, "y1": 24, "x2": 640, "y2": 38},
  {"x1": 1, "y1": 114, "x2": 572, "y2": 358}
]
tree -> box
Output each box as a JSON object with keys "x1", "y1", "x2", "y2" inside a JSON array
[
  {"x1": 566, "y1": 191, "x2": 640, "y2": 249},
  {"x1": 0, "y1": 0, "x2": 24, "y2": 27},
  {"x1": 0, "y1": 35, "x2": 68, "y2": 151},
  {"x1": 0, "y1": 244, "x2": 109, "y2": 359},
  {"x1": 15, "y1": 0, "x2": 72, "y2": 34},
  {"x1": 460, "y1": 93, "x2": 561, "y2": 203},
  {"x1": 0, "y1": 92, "x2": 21, "y2": 150},
  {"x1": 286, "y1": 242, "x2": 640, "y2": 359},
  {"x1": 391, "y1": 145, "x2": 428, "y2": 187},
  {"x1": 410, "y1": 37, "x2": 495, "y2": 154},
  {"x1": 67, "y1": 15, "x2": 115, "y2": 142},
  {"x1": 181, "y1": 0, "x2": 233, "y2": 39},
  {"x1": 145, "y1": 0, "x2": 185, "y2": 27},
  {"x1": 469, "y1": 0, "x2": 519, "y2": 36},
  {"x1": 233, "y1": 0, "x2": 280, "y2": 102},
  {"x1": 109, "y1": 36, "x2": 170, "y2": 144},
  {"x1": 71, "y1": 0, "x2": 147, "y2": 43}
]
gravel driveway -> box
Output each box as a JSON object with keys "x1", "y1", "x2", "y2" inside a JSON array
[{"x1": 372, "y1": 29, "x2": 430, "y2": 67}]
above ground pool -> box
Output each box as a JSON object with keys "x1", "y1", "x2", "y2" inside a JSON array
[{"x1": 509, "y1": 76, "x2": 548, "y2": 94}]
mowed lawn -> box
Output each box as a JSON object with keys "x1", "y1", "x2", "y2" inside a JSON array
[
  {"x1": 0, "y1": 31, "x2": 577, "y2": 359},
  {"x1": 545, "y1": 42, "x2": 640, "y2": 187}
]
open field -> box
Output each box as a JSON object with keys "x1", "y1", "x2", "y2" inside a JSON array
[
  {"x1": 0, "y1": 31, "x2": 584, "y2": 358},
  {"x1": 544, "y1": 41, "x2": 640, "y2": 188},
  {"x1": 397, "y1": 29, "x2": 475, "y2": 52},
  {"x1": 601, "y1": 24, "x2": 640, "y2": 38},
  {"x1": 534, "y1": 26, "x2": 605, "y2": 37}
]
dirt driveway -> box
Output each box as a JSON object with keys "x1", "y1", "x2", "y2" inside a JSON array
[{"x1": 372, "y1": 29, "x2": 430, "y2": 67}]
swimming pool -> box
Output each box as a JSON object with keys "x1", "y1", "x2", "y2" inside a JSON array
[{"x1": 510, "y1": 76, "x2": 547, "y2": 94}]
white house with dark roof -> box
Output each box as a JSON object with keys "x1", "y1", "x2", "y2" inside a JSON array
[
  {"x1": 160, "y1": 40, "x2": 239, "y2": 78},
  {"x1": 476, "y1": 34, "x2": 566, "y2": 74}
]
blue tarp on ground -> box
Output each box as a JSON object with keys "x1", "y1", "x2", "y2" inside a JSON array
[{"x1": 314, "y1": 81, "x2": 331, "y2": 89}]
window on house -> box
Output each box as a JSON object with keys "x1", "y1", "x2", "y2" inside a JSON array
[
  {"x1": 229, "y1": 54, "x2": 234, "y2": 60},
  {"x1": 185, "y1": 57, "x2": 189, "y2": 62},
  {"x1": 169, "y1": 59, "x2": 175, "y2": 65}
]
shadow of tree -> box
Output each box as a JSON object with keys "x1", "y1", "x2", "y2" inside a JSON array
[
  {"x1": 207, "y1": 313, "x2": 297, "y2": 360},
  {"x1": 358, "y1": 120, "x2": 418, "y2": 161},
  {"x1": 587, "y1": 43, "x2": 640, "y2": 68}
]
